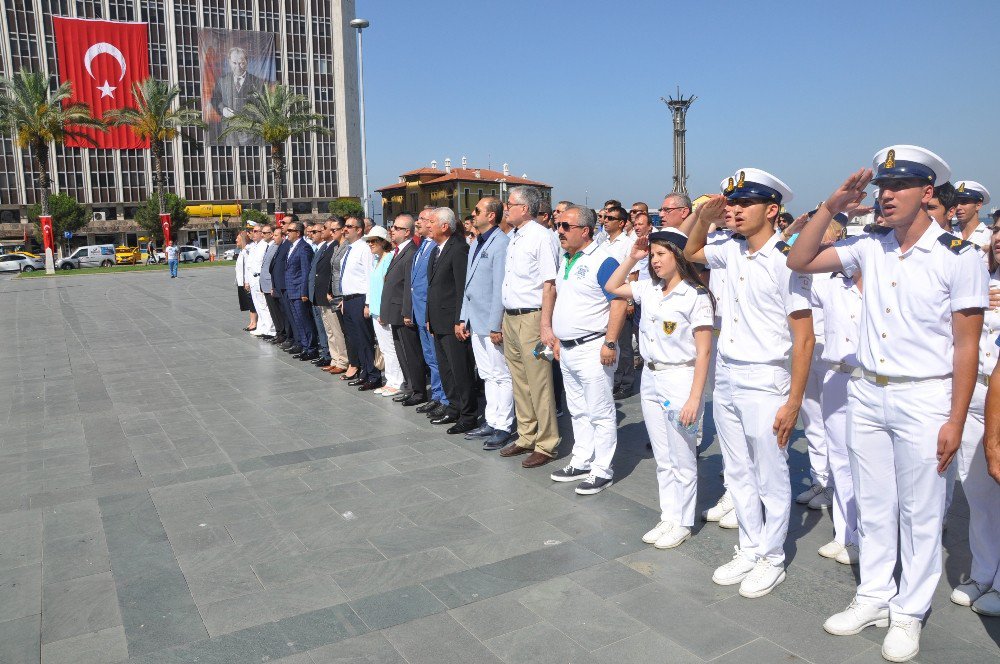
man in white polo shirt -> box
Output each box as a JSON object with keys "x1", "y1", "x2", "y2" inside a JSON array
[
  {"x1": 498, "y1": 186, "x2": 562, "y2": 468},
  {"x1": 548, "y1": 205, "x2": 627, "y2": 494}
]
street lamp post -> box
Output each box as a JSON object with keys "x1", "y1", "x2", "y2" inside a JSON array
[{"x1": 350, "y1": 18, "x2": 371, "y2": 219}]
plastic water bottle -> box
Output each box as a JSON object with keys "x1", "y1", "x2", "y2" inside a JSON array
[
  {"x1": 533, "y1": 342, "x2": 554, "y2": 361},
  {"x1": 662, "y1": 400, "x2": 699, "y2": 435}
]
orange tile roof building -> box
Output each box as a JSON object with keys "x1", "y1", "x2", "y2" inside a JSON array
[{"x1": 376, "y1": 160, "x2": 552, "y2": 221}]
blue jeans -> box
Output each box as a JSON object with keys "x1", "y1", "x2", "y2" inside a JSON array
[
  {"x1": 417, "y1": 320, "x2": 447, "y2": 404},
  {"x1": 312, "y1": 305, "x2": 330, "y2": 358},
  {"x1": 168, "y1": 259, "x2": 178, "y2": 277}
]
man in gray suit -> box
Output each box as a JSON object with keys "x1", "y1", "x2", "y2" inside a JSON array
[
  {"x1": 307, "y1": 221, "x2": 335, "y2": 368},
  {"x1": 259, "y1": 225, "x2": 289, "y2": 344},
  {"x1": 211, "y1": 46, "x2": 265, "y2": 146},
  {"x1": 458, "y1": 197, "x2": 514, "y2": 450}
]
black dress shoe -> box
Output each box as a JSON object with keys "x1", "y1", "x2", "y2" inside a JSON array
[
  {"x1": 358, "y1": 381, "x2": 381, "y2": 391},
  {"x1": 447, "y1": 422, "x2": 478, "y2": 434},
  {"x1": 463, "y1": 424, "x2": 495, "y2": 439},
  {"x1": 415, "y1": 400, "x2": 440, "y2": 414},
  {"x1": 347, "y1": 378, "x2": 365, "y2": 386},
  {"x1": 431, "y1": 413, "x2": 459, "y2": 425},
  {"x1": 392, "y1": 391, "x2": 413, "y2": 403},
  {"x1": 281, "y1": 341, "x2": 297, "y2": 350},
  {"x1": 286, "y1": 345, "x2": 303, "y2": 354},
  {"x1": 298, "y1": 351, "x2": 319, "y2": 361},
  {"x1": 402, "y1": 395, "x2": 428, "y2": 407},
  {"x1": 427, "y1": 405, "x2": 448, "y2": 419},
  {"x1": 291, "y1": 351, "x2": 305, "y2": 358},
  {"x1": 613, "y1": 389, "x2": 631, "y2": 400},
  {"x1": 260, "y1": 335, "x2": 274, "y2": 340}
]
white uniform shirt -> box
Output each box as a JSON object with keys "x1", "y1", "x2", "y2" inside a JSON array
[
  {"x1": 835, "y1": 223, "x2": 988, "y2": 378},
  {"x1": 244, "y1": 239, "x2": 265, "y2": 282},
  {"x1": 603, "y1": 231, "x2": 635, "y2": 265},
  {"x1": 950, "y1": 221, "x2": 992, "y2": 251},
  {"x1": 552, "y1": 241, "x2": 619, "y2": 340},
  {"x1": 632, "y1": 279, "x2": 714, "y2": 364},
  {"x1": 704, "y1": 232, "x2": 812, "y2": 364},
  {"x1": 979, "y1": 270, "x2": 1000, "y2": 376},
  {"x1": 501, "y1": 220, "x2": 559, "y2": 309},
  {"x1": 706, "y1": 229, "x2": 732, "y2": 329},
  {"x1": 340, "y1": 238, "x2": 374, "y2": 295},
  {"x1": 810, "y1": 273, "x2": 862, "y2": 366}
]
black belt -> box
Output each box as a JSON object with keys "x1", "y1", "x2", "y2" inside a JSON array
[
  {"x1": 505, "y1": 307, "x2": 540, "y2": 316},
  {"x1": 559, "y1": 331, "x2": 605, "y2": 348},
  {"x1": 342, "y1": 293, "x2": 364, "y2": 300}
]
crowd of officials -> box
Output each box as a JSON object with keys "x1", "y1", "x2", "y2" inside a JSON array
[{"x1": 230, "y1": 144, "x2": 1000, "y2": 663}]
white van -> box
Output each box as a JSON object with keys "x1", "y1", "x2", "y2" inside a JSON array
[{"x1": 57, "y1": 244, "x2": 116, "y2": 270}]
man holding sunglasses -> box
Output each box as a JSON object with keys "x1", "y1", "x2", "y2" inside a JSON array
[{"x1": 340, "y1": 215, "x2": 381, "y2": 389}]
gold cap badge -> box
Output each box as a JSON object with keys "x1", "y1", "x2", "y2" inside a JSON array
[
  {"x1": 736, "y1": 171, "x2": 746, "y2": 188},
  {"x1": 884, "y1": 149, "x2": 895, "y2": 169}
]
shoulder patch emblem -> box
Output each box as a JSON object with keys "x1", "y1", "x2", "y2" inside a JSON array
[
  {"x1": 663, "y1": 321, "x2": 677, "y2": 335},
  {"x1": 863, "y1": 224, "x2": 892, "y2": 235},
  {"x1": 938, "y1": 233, "x2": 972, "y2": 254},
  {"x1": 776, "y1": 241, "x2": 791, "y2": 254}
]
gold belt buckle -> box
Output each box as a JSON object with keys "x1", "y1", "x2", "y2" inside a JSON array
[
  {"x1": 875, "y1": 374, "x2": 889, "y2": 387},
  {"x1": 646, "y1": 361, "x2": 656, "y2": 371}
]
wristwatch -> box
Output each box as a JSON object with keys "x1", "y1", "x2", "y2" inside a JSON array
[{"x1": 603, "y1": 341, "x2": 617, "y2": 350}]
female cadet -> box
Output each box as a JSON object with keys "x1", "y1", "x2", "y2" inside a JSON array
[{"x1": 605, "y1": 229, "x2": 714, "y2": 550}]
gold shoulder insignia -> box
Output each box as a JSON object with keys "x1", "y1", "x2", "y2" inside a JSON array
[
  {"x1": 777, "y1": 240, "x2": 791, "y2": 254},
  {"x1": 884, "y1": 149, "x2": 895, "y2": 169},
  {"x1": 937, "y1": 233, "x2": 971, "y2": 254}
]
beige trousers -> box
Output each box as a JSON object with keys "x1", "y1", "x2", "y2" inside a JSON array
[
  {"x1": 321, "y1": 307, "x2": 349, "y2": 369},
  {"x1": 502, "y1": 310, "x2": 559, "y2": 456}
]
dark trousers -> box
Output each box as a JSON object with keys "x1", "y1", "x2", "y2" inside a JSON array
[
  {"x1": 278, "y1": 290, "x2": 297, "y2": 342},
  {"x1": 433, "y1": 331, "x2": 478, "y2": 426},
  {"x1": 264, "y1": 292, "x2": 288, "y2": 338},
  {"x1": 613, "y1": 313, "x2": 635, "y2": 394},
  {"x1": 393, "y1": 323, "x2": 426, "y2": 398},
  {"x1": 286, "y1": 295, "x2": 316, "y2": 351},
  {"x1": 343, "y1": 296, "x2": 380, "y2": 382},
  {"x1": 336, "y1": 307, "x2": 359, "y2": 367},
  {"x1": 552, "y1": 360, "x2": 565, "y2": 411}
]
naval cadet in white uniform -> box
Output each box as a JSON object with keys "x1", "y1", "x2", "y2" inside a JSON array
[
  {"x1": 951, "y1": 180, "x2": 992, "y2": 251},
  {"x1": 787, "y1": 145, "x2": 988, "y2": 663}
]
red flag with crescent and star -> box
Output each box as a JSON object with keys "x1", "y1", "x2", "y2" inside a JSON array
[{"x1": 52, "y1": 16, "x2": 150, "y2": 149}]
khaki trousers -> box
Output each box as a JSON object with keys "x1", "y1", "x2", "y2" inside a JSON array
[
  {"x1": 321, "y1": 306, "x2": 349, "y2": 369},
  {"x1": 502, "y1": 310, "x2": 559, "y2": 456}
]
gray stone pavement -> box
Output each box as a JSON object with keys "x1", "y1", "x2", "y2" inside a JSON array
[{"x1": 0, "y1": 266, "x2": 996, "y2": 664}]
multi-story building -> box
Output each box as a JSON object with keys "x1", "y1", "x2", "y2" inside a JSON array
[
  {"x1": 0, "y1": 0, "x2": 362, "y2": 249},
  {"x1": 377, "y1": 159, "x2": 551, "y2": 222}
]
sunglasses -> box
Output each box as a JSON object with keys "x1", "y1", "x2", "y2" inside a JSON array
[
  {"x1": 658, "y1": 206, "x2": 685, "y2": 213},
  {"x1": 557, "y1": 222, "x2": 586, "y2": 231},
  {"x1": 391, "y1": 225, "x2": 409, "y2": 231},
  {"x1": 345, "y1": 224, "x2": 361, "y2": 229}
]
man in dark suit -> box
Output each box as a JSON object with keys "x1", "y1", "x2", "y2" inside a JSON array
[
  {"x1": 381, "y1": 214, "x2": 424, "y2": 404},
  {"x1": 260, "y1": 225, "x2": 288, "y2": 345},
  {"x1": 283, "y1": 220, "x2": 317, "y2": 360},
  {"x1": 308, "y1": 221, "x2": 337, "y2": 368},
  {"x1": 211, "y1": 47, "x2": 266, "y2": 147},
  {"x1": 270, "y1": 226, "x2": 296, "y2": 350},
  {"x1": 426, "y1": 207, "x2": 478, "y2": 434}
]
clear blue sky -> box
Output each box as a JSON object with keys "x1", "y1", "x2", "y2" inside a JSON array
[{"x1": 358, "y1": 0, "x2": 1000, "y2": 219}]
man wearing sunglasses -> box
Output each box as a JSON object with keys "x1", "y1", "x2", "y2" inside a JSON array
[
  {"x1": 283, "y1": 220, "x2": 318, "y2": 360},
  {"x1": 602, "y1": 206, "x2": 637, "y2": 399},
  {"x1": 340, "y1": 215, "x2": 381, "y2": 389}
]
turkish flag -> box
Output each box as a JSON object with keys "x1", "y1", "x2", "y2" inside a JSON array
[{"x1": 52, "y1": 16, "x2": 150, "y2": 149}]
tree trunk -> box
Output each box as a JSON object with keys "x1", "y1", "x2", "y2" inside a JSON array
[{"x1": 271, "y1": 143, "x2": 284, "y2": 216}]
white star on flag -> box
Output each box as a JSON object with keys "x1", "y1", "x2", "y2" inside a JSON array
[{"x1": 97, "y1": 80, "x2": 116, "y2": 98}]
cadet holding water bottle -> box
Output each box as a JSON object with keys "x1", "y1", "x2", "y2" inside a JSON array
[{"x1": 605, "y1": 229, "x2": 714, "y2": 549}]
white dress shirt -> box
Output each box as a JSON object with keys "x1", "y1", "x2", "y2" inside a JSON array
[
  {"x1": 552, "y1": 241, "x2": 619, "y2": 339},
  {"x1": 632, "y1": 279, "x2": 714, "y2": 365},
  {"x1": 980, "y1": 270, "x2": 1000, "y2": 376},
  {"x1": 603, "y1": 231, "x2": 635, "y2": 265},
  {"x1": 501, "y1": 220, "x2": 559, "y2": 309},
  {"x1": 810, "y1": 273, "x2": 862, "y2": 366},
  {"x1": 340, "y1": 238, "x2": 374, "y2": 295},
  {"x1": 835, "y1": 222, "x2": 988, "y2": 378}
]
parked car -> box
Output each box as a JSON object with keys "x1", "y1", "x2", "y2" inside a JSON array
[
  {"x1": 0, "y1": 253, "x2": 44, "y2": 272},
  {"x1": 56, "y1": 244, "x2": 116, "y2": 270},
  {"x1": 155, "y1": 245, "x2": 210, "y2": 263},
  {"x1": 115, "y1": 246, "x2": 141, "y2": 265}
]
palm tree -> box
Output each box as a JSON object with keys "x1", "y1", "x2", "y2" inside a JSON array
[
  {"x1": 104, "y1": 77, "x2": 204, "y2": 240},
  {"x1": 219, "y1": 84, "x2": 328, "y2": 217},
  {"x1": 0, "y1": 69, "x2": 104, "y2": 272}
]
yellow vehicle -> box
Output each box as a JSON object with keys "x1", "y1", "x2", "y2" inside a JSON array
[
  {"x1": 11, "y1": 250, "x2": 40, "y2": 259},
  {"x1": 185, "y1": 203, "x2": 242, "y2": 218},
  {"x1": 115, "y1": 245, "x2": 141, "y2": 265}
]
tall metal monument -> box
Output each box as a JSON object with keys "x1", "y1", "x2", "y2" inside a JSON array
[{"x1": 661, "y1": 88, "x2": 696, "y2": 194}]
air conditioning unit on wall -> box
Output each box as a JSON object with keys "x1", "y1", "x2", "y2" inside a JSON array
[{"x1": 92, "y1": 212, "x2": 106, "y2": 222}]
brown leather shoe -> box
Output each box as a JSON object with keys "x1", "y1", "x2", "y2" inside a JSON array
[
  {"x1": 499, "y1": 442, "x2": 531, "y2": 457},
  {"x1": 522, "y1": 452, "x2": 554, "y2": 468},
  {"x1": 327, "y1": 366, "x2": 347, "y2": 374}
]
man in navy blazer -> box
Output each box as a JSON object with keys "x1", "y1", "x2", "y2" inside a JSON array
[
  {"x1": 283, "y1": 219, "x2": 317, "y2": 360},
  {"x1": 259, "y1": 225, "x2": 290, "y2": 345},
  {"x1": 270, "y1": 227, "x2": 296, "y2": 349},
  {"x1": 458, "y1": 197, "x2": 514, "y2": 449}
]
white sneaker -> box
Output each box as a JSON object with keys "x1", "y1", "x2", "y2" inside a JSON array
[
  {"x1": 835, "y1": 543, "x2": 859, "y2": 565},
  {"x1": 951, "y1": 578, "x2": 991, "y2": 606},
  {"x1": 642, "y1": 521, "x2": 673, "y2": 544},
  {"x1": 712, "y1": 546, "x2": 756, "y2": 586},
  {"x1": 808, "y1": 486, "x2": 834, "y2": 510},
  {"x1": 373, "y1": 387, "x2": 386, "y2": 395},
  {"x1": 823, "y1": 600, "x2": 889, "y2": 636},
  {"x1": 654, "y1": 525, "x2": 691, "y2": 550},
  {"x1": 738, "y1": 559, "x2": 785, "y2": 598},
  {"x1": 703, "y1": 491, "x2": 733, "y2": 521},
  {"x1": 818, "y1": 540, "x2": 844, "y2": 559},
  {"x1": 718, "y1": 508, "x2": 738, "y2": 529},
  {"x1": 881, "y1": 617, "x2": 920, "y2": 662},
  {"x1": 380, "y1": 387, "x2": 399, "y2": 397},
  {"x1": 795, "y1": 483, "x2": 825, "y2": 504},
  {"x1": 972, "y1": 589, "x2": 1000, "y2": 616}
]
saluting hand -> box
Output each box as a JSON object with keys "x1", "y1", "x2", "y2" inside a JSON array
[
  {"x1": 629, "y1": 236, "x2": 650, "y2": 262},
  {"x1": 697, "y1": 195, "x2": 728, "y2": 224},
  {"x1": 822, "y1": 168, "x2": 873, "y2": 215},
  {"x1": 772, "y1": 401, "x2": 800, "y2": 448}
]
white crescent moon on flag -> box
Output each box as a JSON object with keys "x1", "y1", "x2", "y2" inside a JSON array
[{"x1": 83, "y1": 43, "x2": 127, "y2": 81}]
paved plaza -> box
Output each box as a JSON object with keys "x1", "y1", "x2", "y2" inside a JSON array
[{"x1": 0, "y1": 266, "x2": 997, "y2": 664}]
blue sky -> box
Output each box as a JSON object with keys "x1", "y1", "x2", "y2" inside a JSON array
[{"x1": 359, "y1": 0, "x2": 1000, "y2": 218}]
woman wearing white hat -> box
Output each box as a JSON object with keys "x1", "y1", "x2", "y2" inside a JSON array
[{"x1": 363, "y1": 225, "x2": 404, "y2": 397}]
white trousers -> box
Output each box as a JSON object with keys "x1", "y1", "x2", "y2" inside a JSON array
[
  {"x1": 373, "y1": 320, "x2": 403, "y2": 389},
  {"x1": 470, "y1": 332, "x2": 514, "y2": 432},
  {"x1": 640, "y1": 364, "x2": 701, "y2": 526},
  {"x1": 713, "y1": 358, "x2": 791, "y2": 564},
  {"x1": 801, "y1": 350, "x2": 829, "y2": 487},
  {"x1": 847, "y1": 376, "x2": 949, "y2": 620},
  {"x1": 560, "y1": 338, "x2": 617, "y2": 479},
  {"x1": 821, "y1": 366, "x2": 857, "y2": 546},
  {"x1": 958, "y1": 381, "x2": 1000, "y2": 590},
  {"x1": 249, "y1": 283, "x2": 275, "y2": 336}
]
